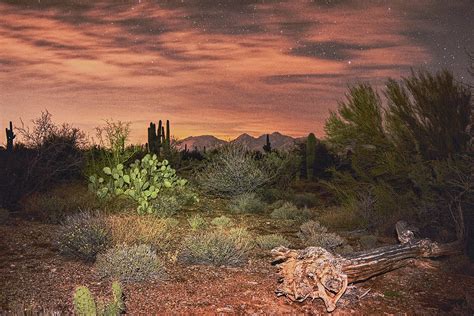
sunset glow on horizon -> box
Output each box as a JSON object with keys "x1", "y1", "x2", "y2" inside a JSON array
[{"x1": 0, "y1": 0, "x2": 472, "y2": 144}]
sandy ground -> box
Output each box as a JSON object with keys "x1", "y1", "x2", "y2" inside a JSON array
[{"x1": 1, "y1": 219, "x2": 473, "y2": 315}]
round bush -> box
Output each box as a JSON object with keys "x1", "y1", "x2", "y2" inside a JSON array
[
  {"x1": 298, "y1": 220, "x2": 345, "y2": 250},
  {"x1": 228, "y1": 193, "x2": 266, "y2": 214},
  {"x1": 178, "y1": 229, "x2": 252, "y2": 267},
  {"x1": 197, "y1": 144, "x2": 272, "y2": 197},
  {"x1": 256, "y1": 234, "x2": 291, "y2": 250},
  {"x1": 95, "y1": 244, "x2": 163, "y2": 282},
  {"x1": 210, "y1": 215, "x2": 233, "y2": 228},
  {"x1": 270, "y1": 201, "x2": 312, "y2": 221},
  {"x1": 57, "y1": 212, "x2": 110, "y2": 262}
]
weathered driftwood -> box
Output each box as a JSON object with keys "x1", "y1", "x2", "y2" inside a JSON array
[{"x1": 271, "y1": 221, "x2": 462, "y2": 312}]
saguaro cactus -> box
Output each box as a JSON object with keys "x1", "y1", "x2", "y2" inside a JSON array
[
  {"x1": 147, "y1": 122, "x2": 157, "y2": 153},
  {"x1": 166, "y1": 120, "x2": 170, "y2": 146},
  {"x1": 263, "y1": 134, "x2": 272, "y2": 153},
  {"x1": 147, "y1": 121, "x2": 164, "y2": 155},
  {"x1": 5, "y1": 121, "x2": 15, "y2": 152},
  {"x1": 147, "y1": 119, "x2": 171, "y2": 156},
  {"x1": 306, "y1": 133, "x2": 317, "y2": 180}
]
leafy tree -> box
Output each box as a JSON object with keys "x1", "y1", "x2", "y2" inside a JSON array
[
  {"x1": 324, "y1": 69, "x2": 472, "y2": 238},
  {"x1": 386, "y1": 70, "x2": 471, "y2": 160}
]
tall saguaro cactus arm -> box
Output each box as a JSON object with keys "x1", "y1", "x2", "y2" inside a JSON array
[
  {"x1": 5, "y1": 121, "x2": 16, "y2": 152},
  {"x1": 263, "y1": 134, "x2": 272, "y2": 153},
  {"x1": 306, "y1": 133, "x2": 317, "y2": 180}
]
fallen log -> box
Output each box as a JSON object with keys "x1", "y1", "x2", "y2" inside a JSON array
[{"x1": 271, "y1": 221, "x2": 463, "y2": 312}]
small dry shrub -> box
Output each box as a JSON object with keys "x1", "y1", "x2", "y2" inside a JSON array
[
  {"x1": 106, "y1": 215, "x2": 179, "y2": 251},
  {"x1": 260, "y1": 188, "x2": 291, "y2": 203},
  {"x1": 319, "y1": 206, "x2": 365, "y2": 230},
  {"x1": 197, "y1": 144, "x2": 272, "y2": 197},
  {"x1": 178, "y1": 228, "x2": 253, "y2": 266},
  {"x1": 270, "y1": 201, "x2": 312, "y2": 222},
  {"x1": 210, "y1": 215, "x2": 233, "y2": 228},
  {"x1": 291, "y1": 192, "x2": 321, "y2": 208},
  {"x1": 256, "y1": 234, "x2": 291, "y2": 250},
  {"x1": 95, "y1": 244, "x2": 163, "y2": 282},
  {"x1": 57, "y1": 212, "x2": 110, "y2": 262},
  {"x1": 152, "y1": 194, "x2": 182, "y2": 218},
  {"x1": 187, "y1": 214, "x2": 207, "y2": 231},
  {"x1": 298, "y1": 220, "x2": 344, "y2": 250},
  {"x1": 228, "y1": 193, "x2": 266, "y2": 213},
  {"x1": 22, "y1": 184, "x2": 101, "y2": 223}
]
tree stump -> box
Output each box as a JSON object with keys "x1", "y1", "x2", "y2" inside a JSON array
[{"x1": 271, "y1": 221, "x2": 463, "y2": 312}]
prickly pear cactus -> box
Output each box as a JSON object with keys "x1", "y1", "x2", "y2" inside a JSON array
[
  {"x1": 104, "y1": 281, "x2": 124, "y2": 315},
  {"x1": 73, "y1": 282, "x2": 124, "y2": 316},
  {"x1": 73, "y1": 286, "x2": 97, "y2": 316},
  {"x1": 88, "y1": 154, "x2": 189, "y2": 215}
]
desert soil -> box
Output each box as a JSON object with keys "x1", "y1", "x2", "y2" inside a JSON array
[{"x1": 1, "y1": 219, "x2": 473, "y2": 315}]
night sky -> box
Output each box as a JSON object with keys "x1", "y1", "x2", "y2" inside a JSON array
[{"x1": 0, "y1": 0, "x2": 472, "y2": 143}]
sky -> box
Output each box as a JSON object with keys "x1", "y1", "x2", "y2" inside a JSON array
[{"x1": 0, "y1": 0, "x2": 472, "y2": 144}]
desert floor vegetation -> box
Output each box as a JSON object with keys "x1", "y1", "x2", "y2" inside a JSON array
[{"x1": 1, "y1": 69, "x2": 473, "y2": 314}]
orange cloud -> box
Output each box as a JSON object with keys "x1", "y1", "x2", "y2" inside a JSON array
[{"x1": 0, "y1": 1, "x2": 469, "y2": 144}]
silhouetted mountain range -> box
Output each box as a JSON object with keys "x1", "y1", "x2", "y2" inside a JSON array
[{"x1": 177, "y1": 132, "x2": 301, "y2": 152}]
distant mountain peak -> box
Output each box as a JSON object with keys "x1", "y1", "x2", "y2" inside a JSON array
[{"x1": 176, "y1": 132, "x2": 298, "y2": 152}]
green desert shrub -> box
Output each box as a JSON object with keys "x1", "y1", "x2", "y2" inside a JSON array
[
  {"x1": 258, "y1": 150, "x2": 300, "y2": 188},
  {"x1": 153, "y1": 187, "x2": 198, "y2": 217},
  {"x1": 228, "y1": 193, "x2": 266, "y2": 213},
  {"x1": 85, "y1": 119, "x2": 135, "y2": 178},
  {"x1": 187, "y1": 214, "x2": 207, "y2": 231},
  {"x1": 197, "y1": 144, "x2": 272, "y2": 198},
  {"x1": 95, "y1": 244, "x2": 163, "y2": 282},
  {"x1": 256, "y1": 234, "x2": 291, "y2": 250},
  {"x1": 152, "y1": 193, "x2": 182, "y2": 218},
  {"x1": 57, "y1": 212, "x2": 110, "y2": 262},
  {"x1": 178, "y1": 228, "x2": 253, "y2": 266},
  {"x1": 291, "y1": 192, "x2": 321, "y2": 209},
  {"x1": 298, "y1": 220, "x2": 344, "y2": 251},
  {"x1": 324, "y1": 70, "x2": 472, "y2": 235},
  {"x1": 270, "y1": 201, "x2": 312, "y2": 221},
  {"x1": 210, "y1": 215, "x2": 233, "y2": 228},
  {"x1": 260, "y1": 188, "x2": 292, "y2": 203}
]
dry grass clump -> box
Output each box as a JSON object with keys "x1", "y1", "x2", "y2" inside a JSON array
[
  {"x1": 228, "y1": 193, "x2": 266, "y2": 214},
  {"x1": 106, "y1": 215, "x2": 179, "y2": 251},
  {"x1": 255, "y1": 234, "x2": 291, "y2": 250},
  {"x1": 318, "y1": 206, "x2": 365, "y2": 230},
  {"x1": 270, "y1": 201, "x2": 312, "y2": 222},
  {"x1": 95, "y1": 244, "x2": 164, "y2": 283},
  {"x1": 178, "y1": 228, "x2": 253, "y2": 267},
  {"x1": 210, "y1": 215, "x2": 233, "y2": 228},
  {"x1": 22, "y1": 183, "x2": 101, "y2": 223},
  {"x1": 57, "y1": 211, "x2": 110, "y2": 262},
  {"x1": 298, "y1": 220, "x2": 345, "y2": 251}
]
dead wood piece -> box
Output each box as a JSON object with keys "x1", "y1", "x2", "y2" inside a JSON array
[{"x1": 271, "y1": 221, "x2": 462, "y2": 312}]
